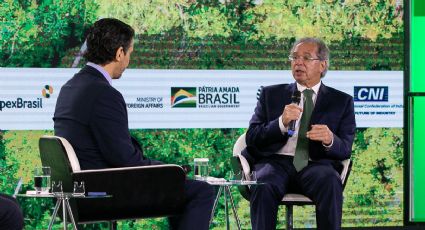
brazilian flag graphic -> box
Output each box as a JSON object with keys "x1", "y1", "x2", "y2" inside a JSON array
[{"x1": 171, "y1": 87, "x2": 197, "y2": 108}]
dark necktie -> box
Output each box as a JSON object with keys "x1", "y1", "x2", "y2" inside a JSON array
[{"x1": 293, "y1": 89, "x2": 314, "y2": 172}]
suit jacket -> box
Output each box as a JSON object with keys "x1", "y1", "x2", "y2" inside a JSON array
[
  {"x1": 54, "y1": 65, "x2": 158, "y2": 170},
  {"x1": 242, "y1": 83, "x2": 356, "y2": 166}
]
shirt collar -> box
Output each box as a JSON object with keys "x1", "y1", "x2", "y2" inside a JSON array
[
  {"x1": 296, "y1": 81, "x2": 321, "y2": 95},
  {"x1": 87, "y1": 62, "x2": 112, "y2": 85}
]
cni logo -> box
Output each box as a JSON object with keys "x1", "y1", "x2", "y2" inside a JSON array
[
  {"x1": 42, "y1": 85, "x2": 53, "y2": 98},
  {"x1": 171, "y1": 87, "x2": 197, "y2": 108},
  {"x1": 354, "y1": 86, "x2": 388, "y2": 102}
]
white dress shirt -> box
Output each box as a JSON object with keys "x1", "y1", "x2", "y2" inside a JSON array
[{"x1": 276, "y1": 82, "x2": 323, "y2": 156}]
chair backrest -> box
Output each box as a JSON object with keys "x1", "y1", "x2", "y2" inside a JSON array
[
  {"x1": 39, "y1": 135, "x2": 78, "y2": 193},
  {"x1": 232, "y1": 133, "x2": 251, "y2": 179},
  {"x1": 231, "y1": 132, "x2": 252, "y2": 201},
  {"x1": 232, "y1": 133, "x2": 246, "y2": 156},
  {"x1": 56, "y1": 136, "x2": 81, "y2": 172},
  {"x1": 13, "y1": 178, "x2": 23, "y2": 198}
]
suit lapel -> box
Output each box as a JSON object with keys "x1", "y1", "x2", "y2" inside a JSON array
[
  {"x1": 310, "y1": 83, "x2": 329, "y2": 124},
  {"x1": 268, "y1": 84, "x2": 294, "y2": 120},
  {"x1": 283, "y1": 83, "x2": 296, "y2": 107}
]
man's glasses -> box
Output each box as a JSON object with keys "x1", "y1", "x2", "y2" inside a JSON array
[{"x1": 288, "y1": 55, "x2": 322, "y2": 62}]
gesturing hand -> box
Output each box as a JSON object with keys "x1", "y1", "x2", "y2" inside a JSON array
[{"x1": 306, "y1": 124, "x2": 333, "y2": 145}]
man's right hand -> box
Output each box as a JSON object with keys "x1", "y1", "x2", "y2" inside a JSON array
[{"x1": 282, "y1": 104, "x2": 303, "y2": 127}]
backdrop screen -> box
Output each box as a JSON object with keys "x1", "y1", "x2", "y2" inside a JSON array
[{"x1": 1, "y1": 1, "x2": 404, "y2": 229}]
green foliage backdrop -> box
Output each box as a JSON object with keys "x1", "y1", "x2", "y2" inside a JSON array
[
  {"x1": 0, "y1": 0, "x2": 97, "y2": 67},
  {"x1": 0, "y1": 0, "x2": 404, "y2": 229},
  {"x1": 0, "y1": 128, "x2": 404, "y2": 229}
]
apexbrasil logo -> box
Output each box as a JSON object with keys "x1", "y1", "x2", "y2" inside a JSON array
[
  {"x1": 171, "y1": 87, "x2": 197, "y2": 108},
  {"x1": 0, "y1": 85, "x2": 50, "y2": 111},
  {"x1": 0, "y1": 98, "x2": 43, "y2": 111},
  {"x1": 42, "y1": 85, "x2": 54, "y2": 98}
]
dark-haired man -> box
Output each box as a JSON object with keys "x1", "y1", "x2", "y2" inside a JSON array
[
  {"x1": 54, "y1": 18, "x2": 214, "y2": 230},
  {"x1": 243, "y1": 37, "x2": 356, "y2": 230}
]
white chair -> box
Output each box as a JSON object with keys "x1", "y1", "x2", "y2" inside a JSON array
[{"x1": 231, "y1": 133, "x2": 352, "y2": 230}]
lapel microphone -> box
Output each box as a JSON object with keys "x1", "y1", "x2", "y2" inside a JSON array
[{"x1": 287, "y1": 90, "x2": 301, "y2": 137}]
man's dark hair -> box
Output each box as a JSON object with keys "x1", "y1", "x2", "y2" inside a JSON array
[{"x1": 84, "y1": 18, "x2": 135, "y2": 65}]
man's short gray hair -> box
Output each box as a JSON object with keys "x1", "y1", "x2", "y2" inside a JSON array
[{"x1": 290, "y1": 37, "x2": 330, "y2": 78}]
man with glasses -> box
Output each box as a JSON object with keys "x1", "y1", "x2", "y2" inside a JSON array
[{"x1": 241, "y1": 37, "x2": 356, "y2": 230}]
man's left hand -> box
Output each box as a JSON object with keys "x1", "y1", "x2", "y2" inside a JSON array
[{"x1": 306, "y1": 124, "x2": 333, "y2": 145}]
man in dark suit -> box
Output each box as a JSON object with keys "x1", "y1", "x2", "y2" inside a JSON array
[
  {"x1": 54, "y1": 18, "x2": 214, "y2": 230},
  {"x1": 0, "y1": 193, "x2": 24, "y2": 230},
  {"x1": 242, "y1": 37, "x2": 356, "y2": 230}
]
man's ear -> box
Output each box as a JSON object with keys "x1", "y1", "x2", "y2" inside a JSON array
[
  {"x1": 320, "y1": 60, "x2": 327, "y2": 72},
  {"x1": 115, "y1": 47, "x2": 124, "y2": 61}
]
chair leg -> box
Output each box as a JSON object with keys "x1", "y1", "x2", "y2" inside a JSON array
[
  {"x1": 109, "y1": 221, "x2": 117, "y2": 230},
  {"x1": 285, "y1": 205, "x2": 293, "y2": 230}
]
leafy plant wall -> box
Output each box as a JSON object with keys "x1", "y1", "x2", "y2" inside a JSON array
[{"x1": 1, "y1": 0, "x2": 404, "y2": 229}]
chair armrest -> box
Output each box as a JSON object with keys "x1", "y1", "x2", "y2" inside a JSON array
[
  {"x1": 70, "y1": 164, "x2": 186, "y2": 222},
  {"x1": 340, "y1": 159, "x2": 352, "y2": 187},
  {"x1": 232, "y1": 133, "x2": 251, "y2": 179}
]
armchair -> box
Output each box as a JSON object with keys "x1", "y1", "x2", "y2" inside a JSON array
[
  {"x1": 39, "y1": 135, "x2": 186, "y2": 228},
  {"x1": 231, "y1": 133, "x2": 352, "y2": 230}
]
